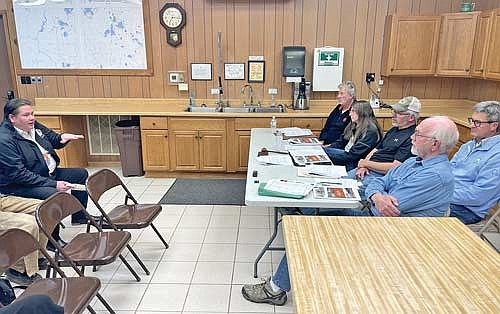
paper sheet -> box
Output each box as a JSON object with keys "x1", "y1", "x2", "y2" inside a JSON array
[{"x1": 297, "y1": 165, "x2": 347, "y2": 178}]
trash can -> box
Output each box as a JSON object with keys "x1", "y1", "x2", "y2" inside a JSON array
[{"x1": 113, "y1": 119, "x2": 144, "y2": 177}]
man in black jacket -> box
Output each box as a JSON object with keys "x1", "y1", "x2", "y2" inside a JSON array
[{"x1": 0, "y1": 98, "x2": 87, "y2": 224}]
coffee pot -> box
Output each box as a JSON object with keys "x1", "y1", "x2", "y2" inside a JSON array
[{"x1": 294, "y1": 78, "x2": 309, "y2": 110}]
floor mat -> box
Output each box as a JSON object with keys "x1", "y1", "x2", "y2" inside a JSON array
[{"x1": 159, "y1": 178, "x2": 246, "y2": 205}]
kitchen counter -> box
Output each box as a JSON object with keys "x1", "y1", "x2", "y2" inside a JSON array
[{"x1": 34, "y1": 98, "x2": 474, "y2": 127}]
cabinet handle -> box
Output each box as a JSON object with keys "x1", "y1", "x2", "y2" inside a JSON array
[
  {"x1": 466, "y1": 69, "x2": 470, "y2": 72},
  {"x1": 306, "y1": 124, "x2": 311, "y2": 128},
  {"x1": 152, "y1": 122, "x2": 156, "y2": 126},
  {"x1": 164, "y1": 135, "x2": 168, "y2": 138}
]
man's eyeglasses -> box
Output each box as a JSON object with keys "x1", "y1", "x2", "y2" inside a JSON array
[
  {"x1": 391, "y1": 109, "x2": 410, "y2": 116},
  {"x1": 468, "y1": 117, "x2": 499, "y2": 127},
  {"x1": 413, "y1": 130, "x2": 436, "y2": 140}
]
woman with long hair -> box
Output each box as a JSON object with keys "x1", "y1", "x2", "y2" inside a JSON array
[{"x1": 324, "y1": 101, "x2": 382, "y2": 171}]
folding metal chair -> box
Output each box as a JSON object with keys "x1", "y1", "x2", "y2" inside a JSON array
[
  {"x1": 0, "y1": 228, "x2": 115, "y2": 314},
  {"x1": 36, "y1": 192, "x2": 143, "y2": 282}
]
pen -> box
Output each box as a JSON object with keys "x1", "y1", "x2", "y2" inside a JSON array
[{"x1": 307, "y1": 172, "x2": 327, "y2": 176}]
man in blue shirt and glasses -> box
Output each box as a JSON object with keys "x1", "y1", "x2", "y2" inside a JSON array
[{"x1": 450, "y1": 101, "x2": 500, "y2": 224}]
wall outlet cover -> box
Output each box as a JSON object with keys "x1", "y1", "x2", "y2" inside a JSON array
[
  {"x1": 211, "y1": 88, "x2": 220, "y2": 95},
  {"x1": 268, "y1": 88, "x2": 278, "y2": 95}
]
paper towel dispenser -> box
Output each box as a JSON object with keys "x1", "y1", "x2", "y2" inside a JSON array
[{"x1": 283, "y1": 46, "x2": 305, "y2": 77}]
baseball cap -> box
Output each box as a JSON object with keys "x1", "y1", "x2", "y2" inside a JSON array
[{"x1": 391, "y1": 96, "x2": 421, "y2": 113}]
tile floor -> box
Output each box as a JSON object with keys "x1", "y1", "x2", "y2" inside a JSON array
[{"x1": 57, "y1": 167, "x2": 294, "y2": 314}]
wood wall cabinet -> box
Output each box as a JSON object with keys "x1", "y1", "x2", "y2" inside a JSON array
[
  {"x1": 436, "y1": 12, "x2": 479, "y2": 76},
  {"x1": 228, "y1": 118, "x2": 292, "y2": 172},
  {"x1": 471, "y1": 11, "x2": 493, "y2": 77},
  {"x1": 140, "y1": 117, "x2": 169, "y2": 171},
  {"x1": 169, "y1": 118, "x2": 226, "y2": 172},
  {"x1": 291, "y1": 118, "x2": 323, "y2": 137},
  {"x1": 381, "y1": 15, "x2": 441, "y2": 76},
  {"x1": 485, "y1": 9, "x2": 500, "y2": 80}
]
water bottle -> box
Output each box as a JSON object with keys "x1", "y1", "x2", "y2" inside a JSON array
[{"x1": 270, "y1": 116, "x2": 277, "y2": 134}]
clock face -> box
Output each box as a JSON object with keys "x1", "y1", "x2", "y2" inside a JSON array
[{"x1": 163, "y1": 7, "x2": 183, "y2": 28}]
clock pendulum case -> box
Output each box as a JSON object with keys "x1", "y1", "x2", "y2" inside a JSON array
[{"x1": 159, "y1": 3, "x2": 186, "y2": 47}]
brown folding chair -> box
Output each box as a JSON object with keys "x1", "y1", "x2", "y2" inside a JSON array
[
  {"x1": 477, "y1": 203, "x2": 500, "y2": 252},
  {"x1": 36, "y1": 192, "x2": 142, "y2": 282},
  {"x1": 0, "y1": 228, "x2": 115, "y2": 314},
  {"x1": 86, "y1": 169, "x2": 168, "y2": 270}
]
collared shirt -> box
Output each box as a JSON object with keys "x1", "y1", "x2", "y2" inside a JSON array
[
  {"x1": 450, "y1": 134, "x2": 500, "y2": 218},
  {"x1": 365, "y1": 155, "x2": 454, "y2": 217},
  {"x1": 15, "y1": 126, "x2": 57, "y2": 174}
]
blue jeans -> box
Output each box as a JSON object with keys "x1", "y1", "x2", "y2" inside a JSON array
[
  {"x1": 0, "y1": 294, "x2": 63, "y2": 314},
  {"x1": 324, "y1": 147, "x2": 356, "y2": 171},
  {"x1": 450, "y1": 204, "x2": 482, "y2": 224},
  {"x1": 345, "y1": 168, "x2": 384, "y2": 200}
]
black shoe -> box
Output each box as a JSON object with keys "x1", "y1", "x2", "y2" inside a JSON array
[
  {"x1": 5, "y1": 269, "x2": 42, "y2": 286},
  {"x1": 38, "y1": 258, "x2": 48, "y2": 270},
  {"x1": 71, "y1": 217, "x2": 88, "y2": 225},
  {"x1": 46, "y1": 239, "x2": 67, "y2": 252}
]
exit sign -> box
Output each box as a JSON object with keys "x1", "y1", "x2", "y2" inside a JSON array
[{"x1": 318, "y1": 51, "x2": 340, "y2": 66}]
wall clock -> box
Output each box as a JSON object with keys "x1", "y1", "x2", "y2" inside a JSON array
[{"x1": 159, "y1": 3, "x2": 186, "y2": 47}]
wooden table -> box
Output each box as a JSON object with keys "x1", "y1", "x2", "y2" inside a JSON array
[{"x1": 283, "y1": 216, "x2": 500, "y2": 314}]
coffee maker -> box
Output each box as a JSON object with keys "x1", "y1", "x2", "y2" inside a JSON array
[{"x1": 293, "y1": 78, "x2": 310, "y2": 110}]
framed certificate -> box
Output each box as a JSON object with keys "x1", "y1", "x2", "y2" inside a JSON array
[
  {"x1": 224, "y1": 63, "x2": 245, "y2": 80},
  {"x1": 248, "y1": 60, "x2": 265, "y2": 83},
  {"x1": 190, "y1": 63, "x2": 212, "y2": 80}
]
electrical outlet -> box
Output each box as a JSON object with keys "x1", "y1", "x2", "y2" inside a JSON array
[
  {"x1": 365, "y1": 72, "x2": 375, "y2": 84},
  {"x1": 211, "y1": 88, "x2": 220, "y2": 95},
  {"x1": 31, "y1": 77, "x2": 37, "y2": 84},
  {"x1": 36, "y1": 76, "x2": 42, "y2": 84},
  {"x1": 268, "y1": 88, "x2": 278, "y2": 95},
  {"x1": 378, "y1": 79, "x2": 384, "y2": 86}
]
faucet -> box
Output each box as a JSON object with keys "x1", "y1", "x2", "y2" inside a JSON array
[{"x1": 240, "y1": 84, "x2": 254, "y2": 107}]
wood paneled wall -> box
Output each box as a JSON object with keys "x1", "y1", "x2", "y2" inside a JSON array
[{"x1": 0, "y1": 0, "x2": 498, "y2": 103}]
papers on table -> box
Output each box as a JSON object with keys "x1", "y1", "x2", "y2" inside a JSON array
[
  {"x1": 287, "y1": 146, "x2": 331, "y2": 166},
  {"x1": 256, "y1": 155, "x2": 293, "y2": 166},
  {"x1": 277, "y1": 127, "x2": 313, "y2": 137},
  {"x1": 260, "y1": 179, "x2": 314, "y2": 198},
  {"x1": 297, "y1": 165, "x2": 347, "y2": 178},
  {"x1": 312, "y1": 179, "x2": 361, "y2": 201},
  {"x1": 287, "y1": 137, "x2": 321, "y2": 145}
]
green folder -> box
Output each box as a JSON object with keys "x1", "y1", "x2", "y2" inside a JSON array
[{"x1": 257, "y1": 182, "x2": 306, "y2": 199}]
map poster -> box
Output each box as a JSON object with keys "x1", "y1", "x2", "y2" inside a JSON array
[{"x1": 12, "y1": 0, "x2": 148, "y2": 70}]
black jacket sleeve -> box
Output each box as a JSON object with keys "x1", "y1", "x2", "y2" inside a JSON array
[
  {"x1": 329, "y1": 125, "x2": 381, "y2": 165},
  {"x1": 0, "y1": 135, "x2": 57, "y2": 187}
]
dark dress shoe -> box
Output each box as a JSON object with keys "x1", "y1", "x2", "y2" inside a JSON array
[
  {"x1": 5, "y1": 269, "x2": 42, "y2": 286},
  {"x1": 71, "y1": 217, "x2": 88, "y2": 225},
  {"x1": 38, "y1": 258, "x2": 48, "y2": 270},
  {"x1": 46, "y1": 239, "x2": 67, "y2": 252}
]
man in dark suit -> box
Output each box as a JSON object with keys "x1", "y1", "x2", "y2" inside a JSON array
[{"x1": 0, "y1": 98, "x2": 87, "y2": 224}]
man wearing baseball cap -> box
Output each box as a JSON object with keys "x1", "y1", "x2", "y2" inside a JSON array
[{"x1": 348, "y1": 96, "x2": 421, "y2": 197}]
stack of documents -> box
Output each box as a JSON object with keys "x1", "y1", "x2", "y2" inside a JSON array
[
  {"x1": 287, "y1": 146, "x2": 331, "y2": 166},
  {"x1": 312, "y1": 179, "x2": 361, "y2": 201},
  {"x1": 288, "y1": 137, "x2": 321, "y2": 145},
  {"x1": 256, "y1": 155, "x2": 293, "y2": 166},
  {"x1": 297, "y1": 165, "x2": 347, "y2": 178},
  {"x1": 277, "y1": 127, "x2": 313, "y2": 138},
  {"x1": 258, "y1": 179, "x2": 313, "y2": 199}
]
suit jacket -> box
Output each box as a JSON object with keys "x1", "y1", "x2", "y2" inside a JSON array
[{"x1": 0, "y1": 121, "x2": 66, "y2": 188}]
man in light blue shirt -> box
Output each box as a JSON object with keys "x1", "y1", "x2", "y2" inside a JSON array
[
  {"x1": 241, "y1": 116, "x2": 459, "y2": 306},
  {"x1": 450, "y1": 101, "x2": 500, "y2": 224}
]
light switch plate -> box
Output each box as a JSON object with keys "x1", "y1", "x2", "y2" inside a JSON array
[
  {"x1": 268, "y1": 88, "x2": 278, "y2": 95},
  {"x1": 211, "y1": 88, "x2": 220, "y2": 95}
]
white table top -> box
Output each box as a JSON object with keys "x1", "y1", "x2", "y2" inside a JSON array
[{"x1": 244, "y1": 128, "x2": 359, "y2": 208}]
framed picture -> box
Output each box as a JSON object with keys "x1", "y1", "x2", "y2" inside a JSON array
[
  {"x1": 224, "y1": 63, "x2": 245, "y2": 80},
  {"x1": 191, "y1": 63, "x2": 212, "y2": 80},
  {"x1": 248, "y1": 60, "x2": 265, "y2": 83}
]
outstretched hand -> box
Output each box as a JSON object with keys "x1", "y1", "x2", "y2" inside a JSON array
[{"x1": 60, "y1": 133, "x2": 84, "y2": 144}]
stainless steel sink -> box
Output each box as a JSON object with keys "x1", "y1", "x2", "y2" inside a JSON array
[
  {"x1": 185, "y1": 107, "x2": 220, "y2": 112},
  {"x1": 253, "y1": 107, "x2": 285, "y2": 113},
  {"x1": 222, "y1": 107, "x2": 251, "y2": 113}
]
